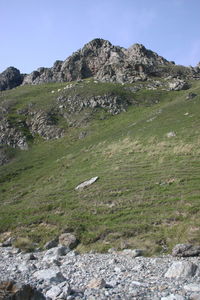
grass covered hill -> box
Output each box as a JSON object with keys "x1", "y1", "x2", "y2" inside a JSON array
[{"x1": 0, "y1": 78, "x2": 200, "y2": 254}]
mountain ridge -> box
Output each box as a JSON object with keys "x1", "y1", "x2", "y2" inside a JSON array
[{"x1": 1, "y1": 38, "x2": 200, "y2": 91}]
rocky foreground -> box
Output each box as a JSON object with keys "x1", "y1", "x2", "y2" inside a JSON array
[{"x1": 0, "y1": 244, "x2": 200, "y2": 300}]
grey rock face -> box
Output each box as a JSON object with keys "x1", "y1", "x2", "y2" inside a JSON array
[
  {"x1": 57, "y1": 93, "x2": 128, "y2": 115},
  {"x1": 0, "y1": 116, "x2": 28, "y2": 150},
  {"x1": 0, "y1": 67, "x2": 23, "y2": 91},
  {"x1": 165, "y1": 261, "x2": 197, "y2": 278},
  {"x1": 26, "y1": 110, "x2": 64, "y2": 140},
  {"x1": 172, "y1": 244, "x2": 200, "y2": 257}
]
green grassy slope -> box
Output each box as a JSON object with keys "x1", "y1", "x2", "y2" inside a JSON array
[{"x1": 0, "y1": 80, "x2": 200, "y2": 254}]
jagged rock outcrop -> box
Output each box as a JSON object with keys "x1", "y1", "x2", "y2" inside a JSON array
[
  {"x1": 21, "y1": 38, "x2": 200, "y2": 85},
  {"x1": 26, "y1": 110, "x2": 64, "y2": 140},
  {"x1": 1, "y1": 39, "x2": 200, "y2": 89},
  {"x1": 0, "y1": 147, "x2": 11, "y2": 166},
  {"x1": 0, "y1": 67, "x2": 23, "y2": 91},
  {"x1": 57, "y1": 93, "x2": 129, "y2": 115},
  {"x1": 0, "y1": 116, "x2": 28, "y2": 150}
]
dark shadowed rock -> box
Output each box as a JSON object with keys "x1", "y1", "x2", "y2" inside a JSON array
[
  {"x1": 172, "y1": 244, "x2": 200, "y2": 257},
  {"x1": 0, "y1": 281, "x2": 45, "y2": 300},
  {"x1": 44, "y1": 237, "x2": 59, "y2": 250},
  {"x1": 0, "y1": 67, "x2": 23, "y2": 91},
  {"x1": 186, "y1": 92, "x2": 197, "y2": 100}
]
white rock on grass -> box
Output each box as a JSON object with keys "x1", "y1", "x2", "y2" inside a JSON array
[
  {"x1": 165, "y1": 261, "x2": 197, "y2": 278},
  {"x1": 75, "y1": 176, "x2": 99, "y2": 190},
  {"x1": 166, "y1": 131, "x2": 176, "y2": 138}
]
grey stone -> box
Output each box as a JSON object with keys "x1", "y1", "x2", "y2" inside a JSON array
[
  {"x1": 46, "y1": 285, "x2": 62, "y2": 299},
  {"x1": 33, "y1": 268, "x2": 66, "y2": 284},
  {"x1": 42, "y1": 246, "x2": 70, "y2": 265},
  {"x1": 2, "y1": 237, "x2": 14, "y2": 247},
  {"x1": 59, "y1": 283, "x2": 71, "y2": 298},
  {"x1": 87, "y1": 278, "x2": 106, "y2": 289},
  {"x1": 172, "y1": 244, "x2": 200, "y2": 257},
  {"x1": 122, "y1": 249, "x2": 144, "y2": 257},
  {"x1": 161, "y1": 294, "x2": 185, "y2": 300},
  {"x1": 184, "y1": 283, "x2": 200, "y2": 292},
  {"x1": 165, "y1": 261, "x2": 197, "y2": 278},
  {"x1": 168, "y1": 79, "x2": 190, "y2": 91}
]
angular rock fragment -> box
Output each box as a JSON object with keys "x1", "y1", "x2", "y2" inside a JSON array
[
  {"x1": 75, "y1": 176, "x2": 99, "y2": 190},
  {"x1": 172, "y1": 244, "x2": 200, "y2": 257},
  {"x1": 59, "y1": 233, "x2": 78, "y2": 249},
  {"x1": 0, "y1": 281, "x2": 45, "y2": 300},
  {"x1": 165, "y1": 261, "x2": 197, "y2": 278}
]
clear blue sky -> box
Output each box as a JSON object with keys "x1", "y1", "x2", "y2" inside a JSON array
[{"x1": 1, "y1": 0, "x2": 200, "y2": 73}]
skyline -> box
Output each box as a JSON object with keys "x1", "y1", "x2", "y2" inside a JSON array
[{"x1": 1, "y1": 0, "x2": 200, "y2": 73}]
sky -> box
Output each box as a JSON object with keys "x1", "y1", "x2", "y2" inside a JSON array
[{"x1": 1, "y1": 0, "x2": 200, "y2": 73}]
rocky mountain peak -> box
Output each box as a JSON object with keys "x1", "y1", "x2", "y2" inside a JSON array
[
  {"x1": 82, "y1": 38, "x2": 112, "y2": 50},
  {"x1": 0, "y1": 38, "x2": 200, "y2": 91}
]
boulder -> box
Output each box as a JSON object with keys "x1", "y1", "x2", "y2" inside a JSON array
[
  {"x1": 59, "y1": 233, "x2": 78, "y2": 249},
  {"x1": 0, "y1": 281, "x2": 45, "y2": 300},
  {"x1": 75, "y1": 176, "x2": 99, "y2": 190},
  {"x1": 168, "y1": 79, "x2": 190, "y2": 91},
  {"x1": 45, "y1": 286, "x2": 62, "y2": 299},
  {"x1": 0, "y1": 67, "x2": 23, "y2": 91},
  {"x1": 33, "y1": 268, "x2": 66, "y2": 284},
  {"x1": 42, "y1": 246, "x2": 70, "y2": 265},
  {"x1": 165, "y1": 261, "x2": 197, "y2": 278},
  {"x1": 122, "y1": 249, "x2": 144, "y2": 257},
  {"x1": 87, "y1": 278, "x2": 106, "y2": 289},
  {"x1": 46, "y1": 283, "x2": 71, "y2": 299},
  {"x1": 172, "y1": 244, "x2": 200, "y2": 257}
]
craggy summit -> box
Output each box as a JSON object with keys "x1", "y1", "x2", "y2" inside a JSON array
[{"x1": 1, "y1": 38, "x2": 200, "y2": 90}]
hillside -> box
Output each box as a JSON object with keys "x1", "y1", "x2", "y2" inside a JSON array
[
  {"x1": 0, "y1": 39, "x2": 200, "y2": 255},
  {"x1": 0, "y1": 76, "x2": 199, "y2": 255}
]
